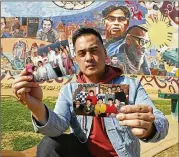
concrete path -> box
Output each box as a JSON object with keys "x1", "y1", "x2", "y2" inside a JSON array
[{"x1": 140, "y1": 115, "x2": 178, "y2": 157}]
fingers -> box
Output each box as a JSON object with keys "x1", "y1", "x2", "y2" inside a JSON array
[
  {"x1": 119, "y1": 119, "x2": 151, "y2": 129},
  {"x1": 120, "y1": 105, "x2": 153, "y2": 113},
  {"x1": 13, "y1": 81, "x2": 38, "y2": 99},
  {"x1": 117, "y1": 112, "x2": 155, "y2": 122},
  {"x1": 16, "y1": 87, "x2": 31, "y2": 98},
  {"x1": 131, "y1": 128, "x2": 148, "y2": 138},
  {"x1": 13, "y1": 75, "x2": 34, "y2": 85}
]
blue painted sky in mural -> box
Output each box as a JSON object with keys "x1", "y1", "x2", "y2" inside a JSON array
[
  {"x1": 2, "y1": 1, "x2": 148, "y2": 30},
  {"x1": 1, "y1": 1, "x2": 107, "y2": 17}
]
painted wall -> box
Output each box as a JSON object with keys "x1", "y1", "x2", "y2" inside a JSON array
[{"x1": 1, "y1": 1, "x2": 178, "y2": 98}]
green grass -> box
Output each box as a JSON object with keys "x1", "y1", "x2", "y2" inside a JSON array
[
  {"x1": 12, "y1": 136, "x2": 42, "y2": 151},
  {"x1": 1, "y1": 97, "x2": 172, "y2": 151},
  {"x1": 152, "y1": 100, "x2": 171, "y2": 115},
  {"x1": 1, "y1": 96, "x2": 57, "y2": 151}
]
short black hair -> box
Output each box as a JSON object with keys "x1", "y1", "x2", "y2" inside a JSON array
[
  {"x1": 72, "y1": 27, "x2": 103, "y2": 47},
  {"x1": 1, "y1": 17, "x2": 6, "y2": 25},
  {"x1": 108, "y1": 98, "x2": 113, "y2": 101},
  {"x1": 42, "y1": 18, "x2": 53, "y2": 26},
  {"x1": 89, "y1": 90, "x2": 94, "y2": 93},
  {"x1": 38, "y1": 61, "x2": 43, "y2": 64},
  {"x1": 86, "y1": 98, "x2": 92, "y2": 102},
  {"x1": 111, "y1": 55, "x2": 118, "y2": 59},
  {"x1": 76, "y1": 99, "x2": 81, "y2": 102},
  {"x1": 102, "y1": 5, "x2": 130, "y2": 19},
  {"x1": 98, "y1": 98, "x2": 103, "y2": 101}
]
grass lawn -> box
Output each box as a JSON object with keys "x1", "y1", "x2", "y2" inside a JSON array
[{"x1": 1, "y1": 97, "x2": 172, "y2": 151}]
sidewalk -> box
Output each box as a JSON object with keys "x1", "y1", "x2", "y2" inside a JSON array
[{"x1": 140, "y1": 115, "x2": 178, "y2": 157}]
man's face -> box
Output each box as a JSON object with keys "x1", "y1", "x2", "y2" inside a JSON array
[
  {"x1": 89, "y1": 91, "x2": 94, "y2": 96},
  {"x1": 86, "y1": 100, "x2": 91, "y2": 105},
  {"x1": 117, "y1": 87, "x2": 121, "y2": 92},
  {"x1": 104, "y1": 9, "x2": 129, "y2": 38},
  {"x1": 75, "y1": 34, "x2": 106, "y2": 78},
  {"x1": 111, "y1": 57, "x2": 118, "y2": 65},
  {"x1": 98, "y1": 99, "x2": 103, "y2": 104},
  {"x1": 1, "y1": 18, "x2": 6, "y2": 32},
  {"x1": 76, "y1": 101, "x2": 80, "y2": 108},
  {"x1": 108, "y1": 88, "x2": 112, "y2": 93},
  {"x1": 14, "y1": 18, "x2": 19, "y2": 24},
  {"x1": 108, "y1": 100, "x2": 113, "y2": 105},
  {"x1": 127, "y1": 30, "x2": 150, "y2": 57},
  {"x1": 42, "y1": 20, "x2": 52, "y2": 33}
]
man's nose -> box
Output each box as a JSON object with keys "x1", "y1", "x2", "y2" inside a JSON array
[{"x1": 85, "y1": 52, "x2": 93, "y2": 61}]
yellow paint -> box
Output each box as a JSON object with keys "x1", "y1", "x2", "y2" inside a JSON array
[{"x1": 143, "y1": 12, "x2": 176, "y2": 49}]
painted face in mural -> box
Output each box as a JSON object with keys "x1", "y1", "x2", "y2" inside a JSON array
[
  {"x1": 1, "y1": 17, "x2": 6, "y2": 32},
  {"x1": 111, "y1": 56, "x2": 119, "y2": 65},
  {"x1": 126, "y1": 27, "x2": 150, "y2": 62},
  {"x1": 174, "y1": 2, "x2": 179, "y2": 11},
  {"x1": 75, "y1": 34, "x2": 106, "y2": 78},
  {"x1": 175, "y1": 17, "x2": 179, "y2": 25},
  {"x1": 42, "y1": 20, "x2": 52, "y2": 33},
  {"x1": 104, "y1": 9, "x2": 129, "y2": 39}
]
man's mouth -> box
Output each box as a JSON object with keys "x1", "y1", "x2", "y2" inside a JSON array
[
  {"x1": 86, "y1": 64, "x2": 96, "y2": 68},
  {"x1": 112, "y1": 28, "x2": 121, "y2": 31}
]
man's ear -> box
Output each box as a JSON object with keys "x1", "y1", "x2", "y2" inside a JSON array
[{"x1": 126, "y1": 36, "x2": 130, "y2": 46}]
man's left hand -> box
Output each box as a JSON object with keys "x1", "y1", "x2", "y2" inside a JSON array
[{"x1": 116, "y1": 105, "x2": 155, "y2": 139}]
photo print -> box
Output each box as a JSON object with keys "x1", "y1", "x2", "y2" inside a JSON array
[
  {"x1": 72, "y1": 83, "x2": 129, "y2": 117},
  {"x1": 25, "y1": 40, "x2": 78, "y2": 82}
]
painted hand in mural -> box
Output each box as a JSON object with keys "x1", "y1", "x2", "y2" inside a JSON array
[
  {"x1": 117, "y1": 105, "x2": 156, "y2": 139},
  {"x1": 12, "y1": 68, "x2": 47, "y2": 122}
]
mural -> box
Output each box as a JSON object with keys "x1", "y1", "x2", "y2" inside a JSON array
[{"x1": 1, "y1": 1, "x2": 179, "y2": 95}]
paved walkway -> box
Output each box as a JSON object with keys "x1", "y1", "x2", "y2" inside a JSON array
[
  {"x1": 1, "y1": 115, "x2": 178, "y2": 157},
  {"x1": 140, "y1": 115, "x2": 178, "y2": 157}
]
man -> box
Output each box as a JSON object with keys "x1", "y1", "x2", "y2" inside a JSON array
[
  {"x1": 1, "y1": 17, "x2": 11, "y2": 38},
  {"x1": 94, "y1": 98, "x2": 106, "y2": 117},
  {"x1": 83, "y1": 99, "x2": 95, "y2": 116},
  {"x1": 106, "y1": 98, "x2": 118, "y2": 116},
  {"x1": 102, "y1": 5, "x2": 130, "y2": 56},
  {"x1": 115, "y1": 86, "x2": 126, "y2": 103},
  {"x1": 110, "y1": 55, "x2": 124, "y2": 70},
  {"x1": 10, "y1": 17, "x2": 21, "y2": 34},
  {"x1": 118, "y1": 25, "x2": 151, "y2": 75},
  {"x1": 103, "y1": 5, "x2": 130, "y2": 41},
  {"x1": 13, "y1": 27, "x2": 168, "y2": 157},
  {"x1": 36, "y1": 18, "x2": 59, "y2": 43},
  {"x1": 104, "y1": 87, "x2": 115, "y2": 103},
  {"x1": 86, "y1": 90, "x2": 98, "y2": 106}
]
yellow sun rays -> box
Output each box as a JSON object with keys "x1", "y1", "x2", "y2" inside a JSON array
[{"x1": 142, "y1": 11, "x2": 176, "y2": 50}]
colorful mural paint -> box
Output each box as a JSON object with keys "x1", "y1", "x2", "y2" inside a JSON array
[{"x1": 1, "y1": 1, "x2": 179, "y2": 95}]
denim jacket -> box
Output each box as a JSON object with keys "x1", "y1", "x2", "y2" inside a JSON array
[{"x1": 32, "y1": 76, "x2": 169, "y2": 157}]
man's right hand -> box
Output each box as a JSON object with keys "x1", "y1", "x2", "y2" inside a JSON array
[{"x1": 12, "y1": 68, "x2": 47, "y2": 121}]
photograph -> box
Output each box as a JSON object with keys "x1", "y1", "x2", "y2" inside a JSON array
[{"x1": 73, "y1": 83, "x2": 129, "y2": 117}]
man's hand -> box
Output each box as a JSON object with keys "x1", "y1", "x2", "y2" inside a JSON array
[
  {"x1": 116, "y1": 105, "x2": 156, "y2": 139},
  {"x1": 12, "y1": 68, "x2": 46, "y2": 121}
]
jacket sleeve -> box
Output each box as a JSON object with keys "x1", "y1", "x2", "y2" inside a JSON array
[
  {"x1": 134, "y1": 80, "x2": 169, "y2": 143},
  {"x1": 32, "y1": 84, "x2": 72, "y2": 137}
]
